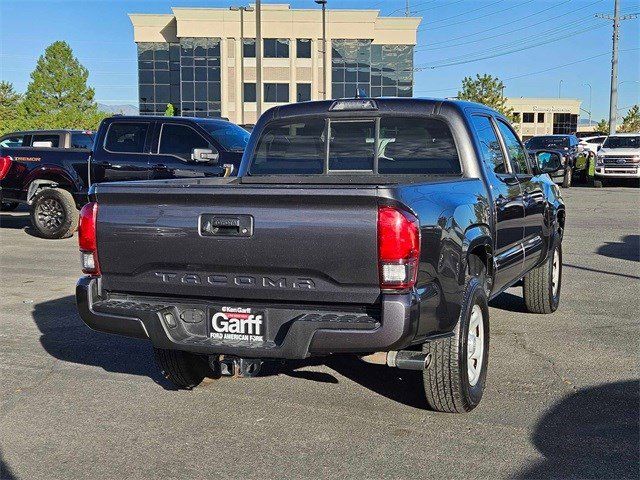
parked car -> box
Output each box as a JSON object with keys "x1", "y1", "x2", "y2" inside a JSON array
[
  {"x1": 0, "y1": 117, "x2": 250, "y2": 238},
  {"x1": 524, "y1": 134, "x2": 589, "y2": 187},
  {"x1": 0, "y1": 129, "x2": 95, "y2": 212},
  {"x1": 579, "y1": 134, "x2": 608, "y2": 156},
  {"x1": 75, "y1": 98, "x2": 565, "y2": 413},
  {"x1": 594, "y1": 133, "x2": 640, "y2": 186}
]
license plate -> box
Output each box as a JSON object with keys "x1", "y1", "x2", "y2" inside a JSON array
[{"x1": 209, "y1": 306, "x2": 265, "y2": 343}]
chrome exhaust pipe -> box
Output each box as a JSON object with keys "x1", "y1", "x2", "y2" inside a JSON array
[{"x1": 360, "y1": 350, "x2": 431, "y2": 371}]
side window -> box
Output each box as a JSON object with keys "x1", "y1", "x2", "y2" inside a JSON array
[
  {"x1": 158, "y1": 124, "x2": 212, "y2": 161},
  {"x1": 71, "y1": 133, "x2": 95, "y2": 149},
  {"x1": 104, "y1": 122, "x2": 149, "y2": 153},
  {"x1": 32, "y1": 134, "x2": 60, "y2": 148},
  {"x1": 0, "y1": 135, "x2": 25, "y2": 148},
  {"x1": 471, "y1": 116, "x2": 507, "y2": 175},
  {"x1": 496, "y1": 120, "x2": 529, "y2": 174}
]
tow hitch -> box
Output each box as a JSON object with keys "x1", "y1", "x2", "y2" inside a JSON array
[
  {"x1": 360, "y1": 350, "x2": 432, "y2": 371},
  {"x1": 211, "y1": 356, "x2": 263, "y2": 378}
]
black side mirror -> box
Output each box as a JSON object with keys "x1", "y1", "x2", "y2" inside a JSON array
[
  {"x1": 191, "y1": 148, "x2": 220, "y2": 163},
  {"x1": 535, "y1": 151, "x2": 563, "y2": 174}
]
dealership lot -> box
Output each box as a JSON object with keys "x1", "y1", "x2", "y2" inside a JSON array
[{"x1": 0, "y1": 187, "x2": 638, "y2": 480}]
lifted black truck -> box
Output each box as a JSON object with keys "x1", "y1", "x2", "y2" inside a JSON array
[
  {"x1": 76, "y1": 98, "x2": 566, "y2": 413},
  {"x1": 0, "y1": 117, "x2": 249, "y2": 238}
]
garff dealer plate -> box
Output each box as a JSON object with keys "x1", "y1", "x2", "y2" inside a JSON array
[{"x1": 208, "y1": 306, "x2": 264, "y2": 343}]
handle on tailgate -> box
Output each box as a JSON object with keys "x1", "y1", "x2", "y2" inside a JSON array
[{"x1": 200, "y1": 214, "x2": 253, "y2": 237}]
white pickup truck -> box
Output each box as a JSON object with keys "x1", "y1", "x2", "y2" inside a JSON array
[{"x1": 595, "y1": 133, "x2": 640, "y2": 186}]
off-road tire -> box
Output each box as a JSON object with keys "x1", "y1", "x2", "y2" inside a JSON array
[
  {"x1": 562, "y1": 167, "x2": 572, "y2": 188},
  {"x1": 422, "y1": 260, "x2": 490, "y2": 413},
  {"x1": 0, "y1": 201, "x2": 19, "y2": 211},
  {"x1": 523, "y1": 242, "x2": 562, "y2": 314},
  {"x1": 30, "y1": 188, "x2": 78, "y2": 239},
  {"x1": 153, "y1": 348, "x2": 207, "y2": 389}
]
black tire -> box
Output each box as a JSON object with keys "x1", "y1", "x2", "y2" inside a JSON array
[
  {"x1": 153, "y1": 348, "x2": 207, "y2": 389},
  {"x1": 562, "y1": 167, "x2": 572, "y2": 188},
  {"x1": 422, "y1": 265, "x2": 490, "y2": 413},
  {"x1": 30, "y1": 188, "x2": 79, "y2": 239},
  {"x1": 1, "y1": 201, "x2": 19, "y2": 212},
  {"x1": 523, "y1": 242, "x2": 562, "y2": 314}
]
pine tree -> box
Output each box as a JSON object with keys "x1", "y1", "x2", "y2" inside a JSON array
[
  {"x1": 23, "y1": 41, "x2": 98, "y2": 117},
  {"x1": 457, "y1": 74, "x2": 514, "y2": 119},
  {"x1": 620, "y1": 105, "x2": 640, "y2": 133},
  {"x1": 595, "y1": 118, "x2": 609, "y2": 133},
  {"x1": 0, "y1": 82, "x2": 24, "y2": 134}
]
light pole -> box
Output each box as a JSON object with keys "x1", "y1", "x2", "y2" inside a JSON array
[
  {"x1": 230, "y1": 5, "x2": 254, "y2": 125},
  {"x1": 582, "y1": 82, "x2": 592, "y2": 126},
  {"x1": 315, "y1": 0, "x2": 327, "y2": 100},
  {"x1": 255, "y1": 0, "x2": 262, "y2": 117},
  {"x1": 558, "y1": 79, "x2": 563, "y2": 98}
]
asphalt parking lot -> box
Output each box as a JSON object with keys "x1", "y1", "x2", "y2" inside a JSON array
[{"x1": 0, "y1": 186, "x2": 638, "y2": 480}]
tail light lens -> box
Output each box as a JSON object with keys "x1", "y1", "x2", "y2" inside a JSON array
[
  {"x1": 0, "y1": 156, "x2": 13, "y2": 180},
  {"x1": 377, "y1": 205, "x2": 420, "y2": 290},
  {"x1": 78, "y1": 202, "x2": 100, "y2": 275}
]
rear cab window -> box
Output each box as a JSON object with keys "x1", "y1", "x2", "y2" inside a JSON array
[
  {"x1": 0, "y1": 135, "x2": 26, "y2": 148},
  {"x1": 71, "y1": 132, "x2": 95, "y2": 149},
  {"x1": 32, "y1": 134, "x2": 61, "y2": 148},
  {"x1": 104, "y1": 122, "x2": 150, "y2": 153},
  {"x1": 249, "y1": 115, "x2": 461, "y2": 176}
]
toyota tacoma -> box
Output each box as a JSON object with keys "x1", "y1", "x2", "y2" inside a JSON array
[{"x1": 76, "y1": 98, "x2": 565, "y2": 413}]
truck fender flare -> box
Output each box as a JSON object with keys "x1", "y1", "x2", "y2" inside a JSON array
[
  {"x1": 462, "y1": 224, "x2": 494, "y2": 287},
  {"x1": 26, "y1": 171, "x2": 77, "y2": 203}
]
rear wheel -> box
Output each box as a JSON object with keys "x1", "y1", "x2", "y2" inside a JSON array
[
  {"x1": 523, "y1": 242, "x2": 562, "y2": 314},
  {"x1": 30, "y1": 188, "x2": 78, "y2": 239},
  {"x1": 422, "y1": 265, "x2": 490, "y2": 413},
  {"x1": 153, "y1": 348, "x2": 208, "y2": 389},
  {"x1": 0, "y1": 201, "x2": 19, "y2": 211}
]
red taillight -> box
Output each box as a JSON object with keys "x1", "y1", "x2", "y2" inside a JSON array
[
  {"x1": 78, "y1": 202, "x2": 100, "y2": 275},
  {"x1": 377, "y1": 205, "x2": 420, "y2": 290},
  {"x1": 0, "y1": 156, "x2": 13, "y2": 180}
]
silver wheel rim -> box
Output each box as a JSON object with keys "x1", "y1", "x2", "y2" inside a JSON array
[
  {"x1": 551, "y1": 249, "x2": 560, "y2": 297},
  {"x1": 467, "y1": 304, "x2": 484, "y2": 387}
]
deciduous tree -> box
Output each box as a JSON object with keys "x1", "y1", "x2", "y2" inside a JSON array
[
  {"x1": 457, "y1": 74, "x2": 513, "y2": 119},
  {"x1": 620, "y1": 105, "x2": 640, "y2": 133}
]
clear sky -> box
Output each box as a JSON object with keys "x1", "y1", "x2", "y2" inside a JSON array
[{"x1": 1, "y1": 0, "x2": 638, "y2": 121}]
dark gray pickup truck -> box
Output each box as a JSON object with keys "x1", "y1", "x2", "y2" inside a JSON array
[{"x1": 76, "y1": 98, "x2": 565, "y2": 413}]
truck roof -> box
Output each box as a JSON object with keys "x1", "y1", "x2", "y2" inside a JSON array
[
  {"x1": 263, "y1": 97, "x2": 500, "y2": 120},
  {"x1": 105, "y1": 115, "x2": 230, "y2": 126},
  {"x1": 3, "y1": 129, "x2": 94, "y2": 136}
]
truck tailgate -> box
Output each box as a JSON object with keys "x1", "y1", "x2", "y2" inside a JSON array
[{"x1": 95, "y1": 183, "x2": 382, "y2": 305}]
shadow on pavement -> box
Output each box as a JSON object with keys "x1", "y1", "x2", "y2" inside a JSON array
[
  {"x1": 597, "y1": 234, "x2": 639, "y2": 262},
  {"x1": 0, "y1": 448, "x2": 17, "y2": 480},
  {"x1": 0, "y1": 211, "x2": 30, "y2": 230},
  {"x1": 489, "y1": 291, "x2": 528, "y2": 313},
  {"x1": 516, "y1": 380, "x2": 640, "y2": 479},
  {"x1": 31, "y1": 295, "x2": 174, "y2": 389}
]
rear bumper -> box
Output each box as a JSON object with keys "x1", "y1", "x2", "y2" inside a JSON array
[{"x1": 76, "y1": 276, "x2": 439, "y2": 359}]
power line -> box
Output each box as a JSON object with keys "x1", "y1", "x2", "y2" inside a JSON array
[
  {"x1": 423, "y1": 0, "x2": 503, "y2": 25},
  {"x1": 416, "y1": 3, "x2": 601, "y2": 51},
  {"x1": 427, "y1": 0, "x2": 535, "y2": 30},
  {"x1": 416, "y1": 20, "x2": 610, "y2": 69},
  {"x1": 417, "y1": 0, "x2": 584, "y2": 47}
]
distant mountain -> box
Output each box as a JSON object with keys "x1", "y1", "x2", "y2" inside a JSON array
[{"x1": 98, "y1": 103, "x2": 139, "y2": 116}]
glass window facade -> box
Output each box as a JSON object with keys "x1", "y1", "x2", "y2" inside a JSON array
[
  {"x1": 179, "y1": 38, "x2": 221, "y2": 118},
  {"x1": 264, "y1": 83, "x2": 289, "y2": 103},
  {"x1": 264, "y1": 39, "x2": 290, "y2": 58},
  {"x1": 332, "y1": 40, "x2": 413, "y2": 99},
  {"x1": 138, "y1": 42, "x2": 181, "y2": 115},
  {"x1": 553, "y1": 113, "x2": 578, "y2": 134},
  {"x1": 243, "y1": 39, "x2": 256, "y2": 58},
  {"x1": 296, "y1": 39, "x2": 311, "y2": 58},
  {"x1": 296, "y1": 83, "x2": 311, "y2": 102}
]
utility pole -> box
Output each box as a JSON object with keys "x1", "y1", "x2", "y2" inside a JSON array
[
  {"x1": 596, "y1": 0, "x2": 638, "y2": 135},
  {"x1": 315, "y1": 0, "x2": 327, "y2": 100},
  {"x1": 582, "y1": 82, "x2": 592, "y2": 126},
  {"x1": 405, "y1": 0, "x2": 410, "y2": 17},
  {"x1": 256, "y1": 0, "x2": 263, "y2": 118},
  {"x1": 558, "y1": 79, "x2": 563, "y2": 98},
  {"x1": 230, "y1": 5, "x2": 254, "y2": 125}
]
